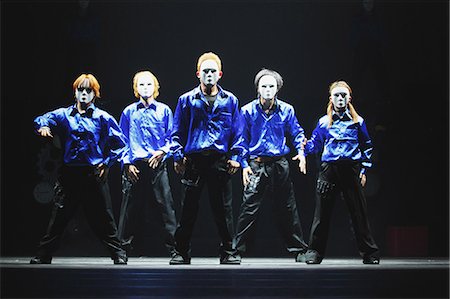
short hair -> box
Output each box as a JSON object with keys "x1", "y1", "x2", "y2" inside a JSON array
[
  {"x1": 132, "y1": 71, "x2": 160, "y2": 99},
  {"x1": 254, "y1": 68, "x2": 284, "y2": 92},
  {"x1": 73, "y1": 74, "x2": 100, "y2": 98},
  {"x1": 197, "y1": 52, "x2": 222, "y2": 72}
]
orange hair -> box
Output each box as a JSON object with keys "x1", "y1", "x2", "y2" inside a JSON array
[
  {"x1": 72, "y1": 74, "x2": 101, "y2": 98},
  {"x1": 196, "y1": 52, "x2": 222, "y2": 72},
  {"x1": 132, "y1": 71, "x2": 160, "y2": 99},
  {"x1": 326, "y1": 80, "x2": 359, "y2": 127}
]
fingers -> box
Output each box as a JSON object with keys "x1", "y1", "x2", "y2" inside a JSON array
[{"x1": 242, "y1": 172, "x2": 250, "y2": 186}]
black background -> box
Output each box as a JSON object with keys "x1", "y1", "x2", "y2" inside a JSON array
[{"x1": 1, "y1": 0, "x2": 448, "y2": 258}]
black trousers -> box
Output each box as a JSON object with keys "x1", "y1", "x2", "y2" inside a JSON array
[
  {"x1": 174, "y1": 153, "x2": 234, "y2": 257},
  {"x1": 234, "y1": 157, "x2": 308, "y2": 255},
  {"x1": 35, "y1": 165, "x2": 126, "y2": 259},
  {"x1": 118, "y1": 160, "x2": 176, "y2": 256},
  {"x1": 308, "y1": 161, "x2": 379, "y2": 258}
]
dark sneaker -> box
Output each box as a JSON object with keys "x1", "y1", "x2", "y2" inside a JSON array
[
  {"x1": 363, "y1": 256, "x2": 380, "y2": 264},
  {"x1": 113, "y1": 256, "x2": 128, "y2": 265},
  {"x1": 169, "y1": 254, "x2": 191, "y2": 265},
  {"x1": 30, "y1": 256, "x2": 52, "y2": 264},
  {"x1": 220, "y1": 253, "x2": 241, "y2": 265},
  {"x1": 305, "y1": 250, "x2": 323, "y2": 264}
]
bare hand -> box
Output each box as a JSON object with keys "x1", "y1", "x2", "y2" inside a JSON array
[
  {"x1": 38, "y1": 126, "x2": 53, "y2": 138},
  {"x1": 96, "y1": 163, "x2": 109, "y2": 182},
  {"x1": 174, "y1": 157, "x2": 187, "y2": 175},
  {"x1": 292, "y1": 153, "x2": 307, "y2": 174},
  {"x1": 148, "y1": 150, "x2": 165, "y2": 169},
  {"x1": 227, "y1": 160, "x2": 240, "y2": 175},
  {"x1": 242, "y1": 166, "x2": 253, "y2": 187},
  {"x1": 360, "y1": 173, "x2": 367, "y2": 187},
  {"x1": 125, "y1": 164, "x2": 140, "y2": 183}
]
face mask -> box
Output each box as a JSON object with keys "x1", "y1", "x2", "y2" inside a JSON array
[
  {"x1": 198, "y1": 59, "x2": 221, "y2": 88},
  {"x1": 330, "y1": 86, "x2": 351, "y2": 111},
  {"x1": 136, "y1": 73, "x2": 155, "y2": 100},
  {"x1": 75, "y1": 79, "x2": 95, "y2": 104},
  {"x1": 258, "y1": 75, "x2": 278, "y2": 101}
]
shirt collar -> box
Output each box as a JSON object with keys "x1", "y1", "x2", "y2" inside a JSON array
[
  {"x1": 137, "y1": 99, "x2": 157, "y2": 110},
  {"x1": 257, "y1": 97, "x2": 278, "y2": 111},
  {"x1": 194, "y1": 84, "x2": 228, "y2": 100},
  {"x1": 70, "y1": 103, "x2": 96, "y2": 117},
  {"x1": 332, "y1": 109, "x2": 352, "y2": 121}
]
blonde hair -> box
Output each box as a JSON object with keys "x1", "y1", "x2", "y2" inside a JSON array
[
  {"x1": 326, "y1": 80, "x2": 359, "y2": 127},
  {"x1": 197, "y1": 52, "x2": 222, "y2": 72},
  {"x1": 73, "y1": 74, "x2": 100, "y2": 98},
  {"x1": 132, "y1": 71, "x2": 160, "y2": 99}
]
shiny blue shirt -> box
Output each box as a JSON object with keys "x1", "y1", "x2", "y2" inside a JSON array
[
  {"x1": 119, "y1": 100, "x2": 173, "y2": 165},
  {"x1": 304, "y1": 110, "x2": 373, "y2": 173},
  {"x1": 34, "y1": 104, "x2": 126, "y2": 168},
  {"x1": 171, "y1": 85, "x2": 244, "y2": 162},
  {"x1": 240, "y1": 98, "x2": 306, "y2": 169}
]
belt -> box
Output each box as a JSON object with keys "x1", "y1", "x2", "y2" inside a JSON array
[{"x1": 252, "y1": 156, "x2": 283, "y2": 163}]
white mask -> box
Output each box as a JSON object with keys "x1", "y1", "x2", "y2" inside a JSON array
[
  {"x1": 330, "y1": 86, "x2": 351, "y2": 111},
  {"x1": 198, "y1": 59, "x2": 221, "y2": 87},
  {"x1": 75, "y1": 79, "x2": 94, "y2": 104},
  {"x1": 258, "y1": 75, "x2": 278, "y2": 101},
  {"x1": 137, "y1": 73, "x2": 155, "y2": 100}
]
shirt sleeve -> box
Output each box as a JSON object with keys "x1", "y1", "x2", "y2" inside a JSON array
[
  {"x1": 286, "y1": 106, "x2": 306, "y2": 156},
  {"x1": 170, "y1": 97, "x2": 188, "y2": 162},
  {"x1": 229, "y1": 98, "x2": 246, "y2": 163},
  {"x1": 159, "y1": 106, "x2": 173, "y2": 156},
  {"x1": 103, "y1": 115, "x2": 127, "y2": 168},
  {"x1": 304, "y1": 120, "x2": 325, "y2": 156},
  {"x1": 118, "y1": 110, "x2": 131, "y2": 165},
  {"x1": 358, "y1": 119, "x2": 373, "y2": 172},
  {"x1": 33, "y1": 108, "x2": 65, "y2": 134}
]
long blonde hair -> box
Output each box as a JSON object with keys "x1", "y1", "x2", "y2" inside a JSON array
[{"x1": 326, "y1": 80, "x2": 359, "y2": 127}]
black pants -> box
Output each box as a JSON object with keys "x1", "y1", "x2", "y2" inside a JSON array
[
  {"x1": 35, "y1": 166, "x2": 125, "y2": 259},
  {"x1": 309, "y1": 161, "x2": 379, "y2": 258},
  {"x1": 118, "y1": 160, "x2": 176, "y2": 256},
  {"x1": 234, "y1": 157, "x2": 308, "y2": 255},
  {"x1": 174, "y1": 153, "x2": 234, "y2": 257}
]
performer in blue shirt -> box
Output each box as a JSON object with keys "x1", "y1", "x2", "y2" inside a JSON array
[
  {"x1": 303, "y1": 80, "x2": 380, "y2": 265},
  {"x1": 169, "y1": 52, "x2": 244, "y2": 265},
  {"x1": 30, "y1": 74, "x2": 127, "y2": 265},
  {"x1": 233, "y1": 69, "x2": 309, "y2": 263},
  {"x1": 117, "y1": 70, "x2": 177, "y2": 258}
]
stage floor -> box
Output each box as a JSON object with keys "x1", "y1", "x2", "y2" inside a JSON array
[{"x1": 1, "y1": 257, "x2": 448, "y2": 298}]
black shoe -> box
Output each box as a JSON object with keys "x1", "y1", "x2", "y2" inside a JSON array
[
  {"x1": 363, "y1": 256, "x2": 380, "y2": 264},
  {"x1": 305, "y1": 250, "x2": 322, "y2": 264},
  {"x1": 220, "y1": 253, "x2": 241, "y2": 265},
  {"x1": 30, "y1": 256, "x2": 52, "y2": 264},
  {"x1": 113, "y1": 256, "x2": 128, "y2": 265},
  {"x1": 169, "y1": 254, "x2": 191, "y2": 265}
]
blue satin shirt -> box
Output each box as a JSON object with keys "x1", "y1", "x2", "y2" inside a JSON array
[
  {"x1": 171, "y1": 85, "x2": 245, "y2": 162},
  {"x1": 34, "y1": 104, "x2": 126, "y2": 168},
  {"x1": 304, "y1": 110, "x2": 373, "y2": 173},
  {"x1": 119, "y1": 100, "x2": 173, "y2": 165},
  {"x1": 240, "y1": 98, "x2": 306, "y2": 169}
]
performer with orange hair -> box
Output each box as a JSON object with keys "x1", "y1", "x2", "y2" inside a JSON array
[
  {"x1": 303, "y1": 80, "x2": 380, "y2": 265},
  {"x1": 31, "y1": 74, "x2": 128, "y2": 265},
  {"x1": 117, "y1": 70, "x2": 177, "y2": 258}
]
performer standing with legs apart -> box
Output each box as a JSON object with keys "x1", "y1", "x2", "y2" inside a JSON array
[
  {"x1": 303, "y1": 80, "x2": 380, "y2": 265},
  {"x1": 169, "y1": 52, "x2": 245, "y2": 265},
  {"x1": 117, "y1": 70, "x2": 177, "y2": 258},
  {"x1": 234, "y1": 69, "x2": 309, "y2": 263},
  {"x1": 31, "y1": 74, "x2": 128, "y2": 265}
]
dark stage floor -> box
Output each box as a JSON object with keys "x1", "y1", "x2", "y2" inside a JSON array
[{"x1": 1, "y1": 257, "x2": 448, "y2": 298}]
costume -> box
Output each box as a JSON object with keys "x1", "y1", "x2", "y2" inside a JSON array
[
  {"x1": 170, "y1": 84, "x2": 244, "y2": 264},
  {"x1": 32, "y1": 103, "x2": 127, "y2": 264},
  {"x1": 304, "y1": 82, "x2": 380, "y2": 264},
  {"x1": 235, "y1": 95, "x2": 309, "y2": 260},
  {"x1": 118, "y1": 98, "x2": 176, "y2": 257}
]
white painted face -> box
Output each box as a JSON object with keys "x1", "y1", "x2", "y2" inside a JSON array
[
  {"x1": 75, "y1": 78, "x2": 95, "y2": 104},
  {"x1": 137, "y1": 73, "x2": 155, "y2": 99},
  {"x1": 197, "y1": 59, "x2": 221, "y2": 87},
  {"x1": 330, "y1": 86, "x2": 351, "y2": 111},
  {"x1": 258, "y1": 75, "x2": 278, "y2": 100}
]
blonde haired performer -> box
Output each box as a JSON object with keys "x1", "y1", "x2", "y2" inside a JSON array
[
  {"x1": 303, "y1": 80, "x2": 380, "y2": 265},
  {"x1": 31, "y1": 74, "x2": 128, "y2": 265},
  {"x1": 117, "y1": 70, "x2": 177, "y2": 258}
]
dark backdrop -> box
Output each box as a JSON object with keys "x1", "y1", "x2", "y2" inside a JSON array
[{"x1": 1, "y1": 0, "x2": 448, "y2": 258}]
